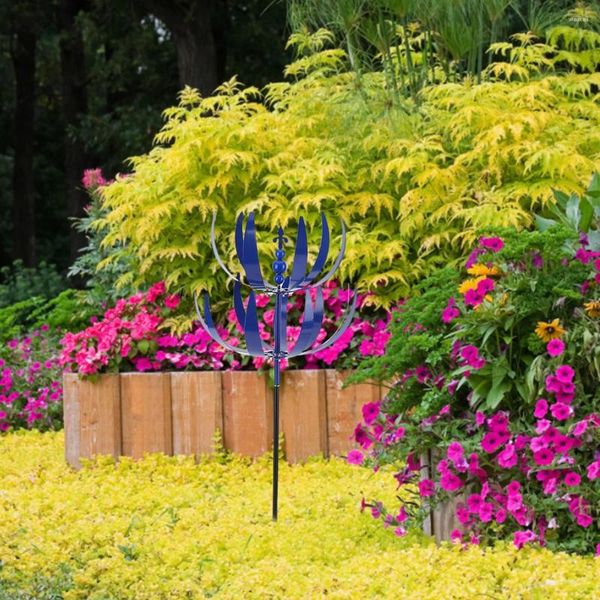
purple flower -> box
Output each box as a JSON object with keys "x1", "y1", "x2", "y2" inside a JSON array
[
  {"x1": 546, "y1": 339, "x2": 565, "y2": 357},
  {"x1": 479, "y1": 236, "x2": 504, "y2": 252},
  {"x1": 347, "y1": 450, "x2": 364, "y2": 465}
]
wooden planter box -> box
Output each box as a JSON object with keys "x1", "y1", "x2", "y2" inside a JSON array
[{"x1": 63, "y1": 369, "x2": 382, "y2": 468}]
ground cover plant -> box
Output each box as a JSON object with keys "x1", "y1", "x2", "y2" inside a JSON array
[
  {"x1": 97, "y1": 25, "x2": 600, "y2": 308},
  {"x1": 350, "y1": 227, "x2": 600, "y2": 555},
  {"x1": 0, "y1": 431, "x2": 598, "y2": 599}
]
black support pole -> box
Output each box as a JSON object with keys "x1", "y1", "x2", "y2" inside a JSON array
[{"x1": 272, "y1": 382, "x2": 280, "y2": 521}]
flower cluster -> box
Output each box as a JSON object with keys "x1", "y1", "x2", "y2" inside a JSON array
[
  {"x1": 0, "y1": 326, "x2": 63, "y2": 431},
  {"x1": 61, "y1": 280, "x2": 393, "y2": 376},
  {"x1": 351, "y1": 230, "x2": 600, "y2": 555},
  {"x1": 60, "y1": 282, "x2": 235, "y2": 375}
]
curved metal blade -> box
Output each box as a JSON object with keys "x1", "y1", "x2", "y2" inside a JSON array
[
  {"x1": 289, "y1": 287, "x2": 325, "y2": 356},
  {"x1": 242, "y1": 212, "x2": 267, "y2": 289},
  {"x1": 194, "y1": 292, "x2": 251, "y2": 356},
  {"x1": 289, "y1": 217, "x2": 308, "y2": 288},
  {"x1": 233, "y1": 279, "x2": 246, "y2": 330},
  {"x1": 211, "y1": 212, "x2": 242, "y2": 285},
  {"x1": 300, "y1": 213, "x2": 330, "y2": 286},
  {"x1": 244, "y1": 289, "x2": 272, "y2": 355},
  {"x1": 292, "y1": 290, "x2": 357, "y2": 357}
]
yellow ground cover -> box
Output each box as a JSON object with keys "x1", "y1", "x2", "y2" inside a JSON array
[{"x1": 0, "y1": 431, "x2": 598, "y2": 599}]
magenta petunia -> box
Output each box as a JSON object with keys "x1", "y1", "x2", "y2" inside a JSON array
[
  {"x1": 533, "y1": 448, "x2": 555, "y2": 466},
  {"x1": 563, "y1": 471, "x2": 581, "y2": 487},
  {"x1": 479, "y1": 236, "x2": 504, "y2": 252},
  {"x1": 362, "y1": 401, "x2": 380, "y2": 426},
  {"x1": 418, "y1": 479, "x2": 435, "y2": 497},
  {"x1": 447, "y1": 441, "x2": 464, "y2": 463},
  {"x1": 347, "y1": 450, "x2": 364, "y2": 465},
  {"x1": 546, "y1": 339, "x2": 565, "y2": 357},
  {"x1": 533, "y1": 399, "x2": 548, "y2": 419},
  {"x1": 440, "y1": 471, "x2": 464, "y2": 492},
  {"x1": 550, "y1": 402, "x2": 572, "y2": 422},
  {"x1": 555, "y1": 365, "x2": 575, "y2": 383},
  {"x1": 587, "y1": 460, "x2": 600, "y2": 480}
]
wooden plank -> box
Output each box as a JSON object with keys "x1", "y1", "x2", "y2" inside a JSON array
[
  {"x1": 325, "y1": 370, "x2": 381, "y2": 456},
  {"x1": 280, "y1": 370, "x2": 327, "y2": 462},
  {"x1": 171, "y1": 371, "x2": 223, "y2": 457},
  {"x1": 222, "y1": 371, "x2": 271, "y2": 457},
  {"x1": 120, "y1": 373, "x2": 172, "y2": 459},
  {"x1": 63, "y1": 373, "x2": 81, "y2": 469},
  {"x1": 79, "y1": 374, "x2": 121, "y2": 461}
]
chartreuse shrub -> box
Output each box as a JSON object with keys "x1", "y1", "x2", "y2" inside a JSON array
[
  {"x1": 98, "y1": 26, "x2": 600, "y2": 311},
  {"x1": 0, "y1": 432, "x2": 598, "y2": 599},
  {"x1": 349, "y1": 228, "x2": 600, "y2": 555}
]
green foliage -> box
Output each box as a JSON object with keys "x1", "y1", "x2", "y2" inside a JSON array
[
  {"x1": 536, "y1": 173, "x2": 600, "y2": 249},
  {"x1": 98, "y1": 28, "x2": 600, "y2": 310},
  {"x1": 0, "y1": 260, "x2": 66, "y2": 308},
  {"x1": 69, "y1": 185, "x2": 135, "y2": 311},
  {"x1": 0, "y1": 290, "x2": 94, "y2": 343}
]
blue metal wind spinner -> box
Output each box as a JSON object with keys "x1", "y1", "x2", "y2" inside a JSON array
[{"x1": 195, "y1": 212, "x2": 356, "y2": 520}]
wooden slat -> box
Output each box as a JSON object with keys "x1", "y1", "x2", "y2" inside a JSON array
[
  {"x1": 280, "y1": 370, "x2": 327, "y2": 462},
  {"x1": 120, "y1": 373, "x2": 172, "y2": 459},
  {"x1": 63, "y1": 373, "x2": 81, "y2": 469},
  {"x1": 63, "y1": 373, "x2": 121, "y2": 469},
  {"x1": 222, "y1": 371, "x2": 271, "y2": 457},
  {"x1": 325, "y1": 369, "x2": 381, "y2": 456},
  {"x1": 171, "y1": 371, "x2": 223, "y2": 457}
]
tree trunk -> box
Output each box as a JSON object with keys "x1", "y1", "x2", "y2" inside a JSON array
[
  {"x1": 59, "y1": 0, "x2": 88, "y2": 264},
  {"x1": 11, "y1": 28, "x2": 37, "y2": 266},
  {"x1": 140, "y1": 0, "x2": 226, "y2": 96}
]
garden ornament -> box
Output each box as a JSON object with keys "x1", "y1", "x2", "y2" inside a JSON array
[{"x1": 195, "y1": 212, "x2": 356, "y2": 520}]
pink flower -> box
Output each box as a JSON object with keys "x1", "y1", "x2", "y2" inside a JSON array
[
  {"x1": 550, "y1": 402, "x2": 572, "y2": 421},
  {"x1": 481, "y1": 431, "x2": 505, "y2": 454},
  {"x1": 362, "y1": 402, "x2": 380, "y2": 426},
  {"x1": 133, "y1": 357, "x2": 153, "y2": 372},
  {"x1": 587, "y1": 460, "x2": 600, "y2": 480},
  {"x1": 164, "y1": 294, "x2": 180, "y2": 310},
  {"x1": 81, "y1": 168, "x2": 107, "y2": 189},
  {"x1": 497, "y1": 444, "x2": 517, "y2": 468},
  {"x1": 440, "y1": 471, "x2": 463, "y2": 492},
  {"x1": 418, "y1": 479, "x2": 435, "y2": 497},
  {"x1": 347, "y1": 450, "x2": 364, "y2": 465},
  {"x1": 534, "y1": 399, "x2": 548, "y2": 419},
  {"x1": 555, "y1": 365, "x2": 575, "y2": 383},
  {"x1": 572, "y1": 420, "x2": 588, "y2": 437},
  {"x1": 479, "y1": 236, "x2": 504, "y2": 252},
  {"x1": 546, "y1": 339, "x2": 565, "y2": 357},
  {"x1": 394, "y1": 526, "x2": 407, "y2": 537},
  {"x1": 447, "y1": 442, "x2": 464, "y2": 463},
  {"x1": 495, "y1": 508, "x2": 507, "y2": 524},
  {"x1": 513, "y1": 530, "x2": 537, "y2": 549},
  {"x1": 450, "y1": 529, "x2": 463, "y2": 544},
  {"x1": 533, "y1": 448, "x2": 555, "y2": 466},
  {"x1": 564, "y1": 472, "x2": 581, "y2": 487},
  {"x1": 442, "y1": 298, "x2": 460, "y2": 323}
]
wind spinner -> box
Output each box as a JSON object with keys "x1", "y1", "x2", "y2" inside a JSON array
[{"x1": 195, "y1": 212, "x2": 356, "y2": 521}]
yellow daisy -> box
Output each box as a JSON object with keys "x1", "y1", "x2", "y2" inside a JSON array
[
  {"x1": 584, "y1": 300, "x2": 600, "y2": 318},
  {"x1": 535, "y1": 319, "x2": 566, "y2": 342},
  {"x1": 458, "y1": 277, "x2": 484, "y2": 295},
  {"x1": 467, "y1": 263, "x2": 501, "y2": 278}
]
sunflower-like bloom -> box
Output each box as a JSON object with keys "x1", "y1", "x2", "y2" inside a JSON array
[
  {"x1": 467, "y1": 263, "x2": 501, "y2": 278},
  {"x1": 535, "y1": 318, "x2": 566, "y2": 342},
  {"x1": 458, "y1": 277, "x2": 484, "y2": 295},
  {"x1": 584, "y1": 300, "x2": 600, "y2": 318}
]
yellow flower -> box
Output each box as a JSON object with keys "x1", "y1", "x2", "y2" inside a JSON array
[
  {"x1": 535, "y1": 319, "x2": 566, "y2": 342},
  {"x1": 467, "y1": 263, "x2": 501, "y2": 278},
  {"x1": 584, "y1": 300, "x2": 600, "y2": 318},
  {"x1": 458, "y1": 277, "x2": 484, "y2": 295}
]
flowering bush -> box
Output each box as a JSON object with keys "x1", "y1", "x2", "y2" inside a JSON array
[
  {"x1": 350, "y1": 229, "x2": 600, "y2": 555},
  {"x1": 0, "y1": 326, "x2": 63, "y2": 432},
  {"x1": 0, "y1": 431, "x2": 598, "y2": 599},
  {"x1": 60, "y1": 280, "x2": 392, "y2": 375}
]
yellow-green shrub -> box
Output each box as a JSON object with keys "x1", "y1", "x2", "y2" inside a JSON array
[
  {"x1": 99, "y1": 27, "x2": 600, "y2": 309},
  {"x1": 0, "y1": 431, "x2": 598, "y2": 599}
]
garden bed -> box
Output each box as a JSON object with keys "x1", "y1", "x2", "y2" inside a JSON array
[{"x1": 0, "y1": 431, "x2": 597, "y2": 599}]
